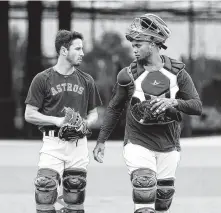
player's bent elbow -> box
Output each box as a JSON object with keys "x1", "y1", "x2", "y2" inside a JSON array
[
  {"x1": 94, "y1": 113, "x2": 99, "y2": 122},
  {"x1": 24, "y1": 111, "x2": 31, "y2": 123},
  {"x1": 25, "y1": 104, "x2": 40, "y2": 123},
  {"x1": 24, "y1": 108, "x2": 37, "y2": 124},
  {"x1": 195, "y1": 101, "x2": 203, "y2": 115},
  {"x1": 87, "y1": 112, "x2": 99, "y2": 129},
  {"x1": 92, "y1": 113, "x2": 99, "y2": 126},
  {"x1": 117, "y1": 68, "x2": 132, "y2": 86},
  {"x1": 199, "y1": 102, "x2": 203, "y2": 115}
]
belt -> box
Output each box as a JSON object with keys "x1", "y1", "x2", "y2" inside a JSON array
[{"x1": 43, "y1": 129, "x2": 59, "y2": 137}]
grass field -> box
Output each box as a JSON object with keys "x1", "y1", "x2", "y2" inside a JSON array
[{"x1": 0, "y1": 136, "x2": 221, "y2": 213}]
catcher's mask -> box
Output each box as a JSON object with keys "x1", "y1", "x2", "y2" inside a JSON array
[{"x1": 125, "y1": 13, "x2": 171, "y2": 50}]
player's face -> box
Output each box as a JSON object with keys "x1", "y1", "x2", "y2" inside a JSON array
[
  {"x1": 131, "y1": 40, "x2": 152, "y2": 66},
  {"x1": 66, "y1": 39, "x2": 84, "y2": 66}
]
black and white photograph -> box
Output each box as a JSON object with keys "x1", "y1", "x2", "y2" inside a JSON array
[{"x1": 0, "y1": 1, "x2": 221, "y2": 213}]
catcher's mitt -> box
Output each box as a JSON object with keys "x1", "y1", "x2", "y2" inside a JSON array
[
  {"x1": 58, "y1": 107, "x2": 92, "y2": 141},
  {"x1": 130, "y1": 99, "x2": 181, "y2": 125}
]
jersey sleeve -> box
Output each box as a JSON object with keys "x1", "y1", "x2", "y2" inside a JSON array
[
  {"x1": 25, "y1": 73, "x2": 45, "y2": 109},
  {"x1": 176, "y1": 70, "x2": 202, "y2": 115},
  {"x1": 87, "y1": 79, "x2": 103, "y2": 112},
  {"x1": 117, "y1": 67, "x2": 133, "y2": 86},
  {"x1": 97, "y1": 83, "x2": 129, "y2": 143}
]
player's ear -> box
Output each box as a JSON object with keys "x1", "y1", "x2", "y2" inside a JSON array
[
  {"x1": 150, "y1": 42, "x2": 155, "y2": 48},
  {"x1": 61, "y1": 46, "x2": 68, "y2": 56},
  {"x1": 149, "y1": 42, "x2": 157, "y2": 52}
]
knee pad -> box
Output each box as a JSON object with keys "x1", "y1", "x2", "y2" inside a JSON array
[
  {"x1": 36, "y1": 210, "x2": 56, "y2": 213},
  {"x1": 59, "y1": 208, "x2": 85, "y2": 213},
  {"x1": 62, "y1": 168, "x2": 87, "y2": 206},
  {"x1": 35, "y1": 168, "x2": 60, "y2": 210},
  {"x1": 134, "y1": 207, "x2": 155, "y2": 213},
  {"x1": 131, "y1": 168, "x2": 157, "y2": 204},
  {"x1": 155, "y1": 178, "x2": 175, "y2": 211}
]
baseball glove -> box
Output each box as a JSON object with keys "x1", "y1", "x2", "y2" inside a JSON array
[
  {"x1": 58, "y1": 107, "x2": 92, "y2": 141},
  {"x1": 130, "y1": 99, "x2": 181, "y2": 125}
]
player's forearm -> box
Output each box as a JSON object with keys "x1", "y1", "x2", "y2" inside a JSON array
[
  {"x1": 85, "y1": 111, "x2": 98, "y2": 129},
  {"x1": 97, "y1": 83, "x2": 128, "y2": 144},
  {"x1": 97, "y1": 105, "x2": 123, "y2": 144},
  {"x1": 176, "y1": 70, "x2": 202, "y2": 115},
  {"x1": 25, "y1": 109, "x2": 59, "y2": 126},
  {"x1": 177, "y1": 98, "x2": 202, "y2": 115}
]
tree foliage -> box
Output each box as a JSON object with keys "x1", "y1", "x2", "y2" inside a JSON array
[{"x1": 81, "y1": 31, "x2": 133, "y2": 105}]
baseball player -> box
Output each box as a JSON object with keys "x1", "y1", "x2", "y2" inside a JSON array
[
  {"x1": 25, "y1": 30, "x2": 102, "y2": 213},
  {"x1": 93, "y1": 14, "x2": 202, "y2": 213}
]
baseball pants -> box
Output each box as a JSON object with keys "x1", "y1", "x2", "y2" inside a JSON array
[
  {"x1": 38, "y1": 135, "x2": 89, "y2": 201},
  {"x1": 123, "y1": 141, "x2": 180, "y2": 213}
]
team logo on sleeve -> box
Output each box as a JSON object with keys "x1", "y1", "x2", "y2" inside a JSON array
[{"x1": 51, "y1": 83, "x2": 84, "y2": 96}]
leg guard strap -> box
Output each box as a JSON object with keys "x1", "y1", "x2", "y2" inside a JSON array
[
  {"x1": 58, "y1": 209, "x2": 85, "y2": 213},
  {"x1": 36, "y1": 210, "x2": 56, "y2": 213},
  {"x1": 155, "y1": 178, "x2": 175, "y2": 211},
  {"x1": 134, "y1": 207, "x2": 155, "y2": 213}
]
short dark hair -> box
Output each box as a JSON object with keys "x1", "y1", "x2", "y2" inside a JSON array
[{"x1": 55, "y1": 30, "x2": 83, "y2": 54}]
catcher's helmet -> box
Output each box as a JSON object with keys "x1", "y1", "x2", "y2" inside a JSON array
[{"x1": 125, "y1": 14, "x2": 171, "y2": 49}]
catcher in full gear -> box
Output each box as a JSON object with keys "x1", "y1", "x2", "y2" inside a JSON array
[
  {"x1": 25, "y1": 30, "x2": 102, "y2": 213},
  {"x1": 93, "y1": 14, "x2": 202, "y2": 213}
]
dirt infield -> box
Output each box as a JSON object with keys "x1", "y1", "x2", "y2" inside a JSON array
[{"x1": 0, "y1": 136, "x2": 221, "y2": 213}]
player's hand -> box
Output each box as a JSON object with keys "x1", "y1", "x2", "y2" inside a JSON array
[
  {"x1": 55, "y1": 117, "x2": 65, "y2": 127},
  {"x1": 93, "y1": 143, "x2": 105, "y2": 163},
  {"x1": 150, "y1": 98, "x2": 178, "y2": 115}
]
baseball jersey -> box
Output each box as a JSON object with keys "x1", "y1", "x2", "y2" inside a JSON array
[
  {"x1": 25, "y1": 67, "x2": 102, "y2": 130},
  {"x1": 97, "y1": 55, "x2": 202, "y2": 152}
]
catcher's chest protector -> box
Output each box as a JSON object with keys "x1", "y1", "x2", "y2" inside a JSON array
[
  {"x1": 131, "y1": 67, "x2": 179, "y2": 101},
  {"x1": 128, "y1": 64, "x2": 179, "y2": 125}
]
